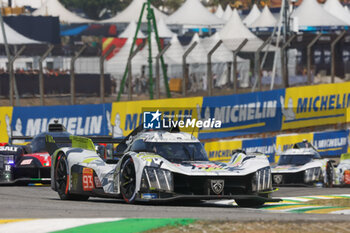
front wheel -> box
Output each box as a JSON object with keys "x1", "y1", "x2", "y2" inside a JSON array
[
  {"x1": 55, "y1": 153, "x2": 89, "y2": 201},
  {"x1": 235, "y1": 199, "x2": 265, "y2": 208},
  {"x1": 120, "y1": 157, "x2": 137, "y2": 203}
]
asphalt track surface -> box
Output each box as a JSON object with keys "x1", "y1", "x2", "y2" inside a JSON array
[{"x1": 1, "y1": 186, "x2": 350, "y2": 221}]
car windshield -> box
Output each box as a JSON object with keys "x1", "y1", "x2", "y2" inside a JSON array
[
  {"x1": 278, "y1": 154, "x2": 313, "y2": 166},
  {"x1": 31, "y1": 133, "x2": 71, "y2": 153},
  {"x1": 136, "y1": 142, "x2": 209, "y2": 163}
]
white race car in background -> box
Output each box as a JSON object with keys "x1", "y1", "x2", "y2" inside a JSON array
[
  {"x1": 334, "y1": 153, "x2": 350, "y2": 186},
  {"x1": 47, "y1": 125, "x2": 280, "y2": 207},
  {"x1": 272, "y1": 141, "x2": 334, "y2": 187}
]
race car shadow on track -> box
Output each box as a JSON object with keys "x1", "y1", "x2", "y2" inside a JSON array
[
  {"x1": 49, "y1": 197, "x2": 243, "y2": 208},
  {"x1": 0, "y1": 182, "x2": 50, "y2": 187}
]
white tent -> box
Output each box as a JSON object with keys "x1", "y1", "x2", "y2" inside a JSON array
[
  {"x1": 132, "y1": 33, "x2": 160, "y2": 68},
  {"x1": 202, "y1": 33, "x2": 250, "y2": 61},
  {"x1": 201, "y1": 33, "x2": 233, "y2": 63},
  {"x1": 219, "y1": 9, "x2": 264, "y2": 52},
  {"x1": 163, "y1": 35, "x2": 184, "y2": 64},
  {"x1": 0, "y1": 23, "x2": 39, "y2": 44},
  {"x1": 243, "y1": 4, "x2": 261, "y2": 26},
  {"x1": 166, "y1": 0, "x2": 225, "y2": 26},
  {"x1": 163, "y1": 35, "x2": 185, "y2": 79},
  {"x1": 323, "y1": 0, "x2": 350, "y2": 25},
  {"x1": 215, "y1": 5, "x2": 224, "y2": 18},
  {"x1": 106, "y1": 37, "x2": 133, "y2": 74},
  {"x1": 185, "y1": 33, "x2": 208, "y2": 63},
  {"x1": 201, "y1": 33, "x2": 250, "y2": 88},
  {"x1": 250, "y1": 6, "x2": 277, "y2": 28},
  {"x1": 119, "y1": 21, "x2": 146, "y2": 38},
  {"x1": 32, "y1": 0, "x2": 93, "y2": 23},
  {"x1": 291, "y1": 0, "x2": 347, "y2": 27},
  {"x1": 222, "y1": 5, "x2": 232, "y2": 21},
  {"x1": 345, "y1": 6, "x2": 350, "y2": 14},
  {"x1": 157, "y1": 19, "x2": 175, "y2": 38},
  {"x1": 101, "y1": 0, "x2": 168, "y2": 23}
]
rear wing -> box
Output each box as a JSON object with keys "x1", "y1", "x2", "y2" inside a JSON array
[
  {"x1": 45, "y1": 135, "x2": 123, "y2": 156},
  {"x1": 10, "y1": 136, "x2": 33, "y2": 144},
  {"x1": 293, "y1": 140, "x2": 317, "y2": 151},
  {"x1": 341, "y1": 153, "x2": 350, "y2": 162}
]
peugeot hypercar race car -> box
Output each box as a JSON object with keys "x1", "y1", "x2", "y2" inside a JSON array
[
  {"x1": 0, "y1": 123, "x2": 71, "y2": 184},
  {"x1": 48, "y1": 126, "x2": 280, "y2": 207},
  {"x1": 272, "y1": 140, "x2": 334, "y2": 186},
  {"x1": 334, "y1": 153, "x2": 350, "y2": 186}
]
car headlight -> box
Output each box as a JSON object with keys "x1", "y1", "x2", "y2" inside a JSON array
[
  {"x1": 304, "y1": 167, "x2": 321, "y2": 183},
  {"x1": 141, "y1": 167, "x2": 173, "y2": 192},
  {"x1": 251, "y1": 172, "x2": 257, "y2": 192},
  {"x1": 252, "y1": 167, "x2": 271, "y2": 192},
  {"x1": 1, "y1": 155, "x2": 14, "y2": 165}
]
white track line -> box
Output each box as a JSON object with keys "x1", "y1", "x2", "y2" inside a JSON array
[
  {"x1": 331, "y1": 209, "x2": 350, "y2": 215},
  {"x1": 0, "y1": 218, "x2": 123, "y2": 233}
]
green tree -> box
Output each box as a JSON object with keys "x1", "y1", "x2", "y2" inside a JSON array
[
  {"x1": 59, "y1": 0, "x2": 132, "y2": 20},
  {"x1": 163, "y1": 0, "x2": 185, "y2": 13}
]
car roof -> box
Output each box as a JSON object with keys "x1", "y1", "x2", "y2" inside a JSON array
[
  {"x1": 280, "y1": 148, "x2": 320, "y2": 156},
  {"x1": 34, "y1": 131, "x2": 71, "y2": 138},
  {"x1": 134, "y1": 130, "x2": 199, "y2": 143},
  {"x1": 282, "y1": 148, "x2": 314, "y2": 154}
]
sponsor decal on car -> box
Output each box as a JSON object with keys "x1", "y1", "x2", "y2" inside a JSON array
[
  {"x1": 82, "y1": 168, "x2": 94, "y2": 191},
  {"x1": 5, "y1": 165, "x2": 11, "y2": 171},
  {"x1": 210, "y1": 179, "x2": 224, "y2": 194},
  {"x1": 20, "y1": 159, "x2": 33, "y2": 165},
  {"x1": 0, "y1": 146, "x2": 18, "y2": 152},
  {"x1": 94, "y1": 176, "x2": 102, "y2": 188}
]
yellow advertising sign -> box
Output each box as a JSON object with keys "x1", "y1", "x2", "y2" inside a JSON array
[
  {"x1": 204, "y1": 140, "x2": 242, "y2": 162},
  {"x1": 348, "y1": 130, "x2": 350, "y2": 153},
  {"x1": 281, "y1": 82, "x2": 350, "y2": 130},
  {"x1": 0, "y1": 106, "x2": 13, "y2": 143},
  {"x1": 275, "y1": 133, "x2": 314, "y2": 162},
  {"x1": 110, "y1": 97, "x2": 203, "y2": 137}
]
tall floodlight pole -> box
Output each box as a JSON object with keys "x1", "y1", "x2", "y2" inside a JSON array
[
  {"x1": 283, "y1": 0, "x2": 289, "y2": 41},
  {"x1": 282, "y1": 0, "x2": 290, "y2": 84},
  {"x1": 146, "y1": 0, "x2": 154, "y2": 99},
  {"x1": 117, "y1": 0, "x2": 171, "y2": 101}
]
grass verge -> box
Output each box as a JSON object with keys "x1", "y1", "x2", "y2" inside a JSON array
[{"x1": 147, "y1": 220, "x2": 350, "y2": 233}]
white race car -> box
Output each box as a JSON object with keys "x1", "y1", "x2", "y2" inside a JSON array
[
  {"x1": 272, "y1": 141, "x2": 334, "y2": 186},
  {"x1": 47, "y1": 126, "x2": 280, "y2": 207},
  {"x1": 334, "y1": 153, "x2": 350, "y2": 186}
]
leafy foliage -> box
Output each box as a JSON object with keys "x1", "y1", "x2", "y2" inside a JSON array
[
  {"x1": 58, "y1": 0, "x2": 260, "y2": 19},
  {"x1": 59, "y1": 0, "x2": 132, "y2": 19}
]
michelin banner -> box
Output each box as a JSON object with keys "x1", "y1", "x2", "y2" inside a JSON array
[
  {"x1": 110, "y1": 97, "x2": 203, "y2": 137},
  {"x1": 275, "y1": 133, "x2": 314, "y2": 162},
  {"x1": 204, "y1": 140, "x2": 242, "y2": 162},
  {"x1": 313, "y1": 130, "x2": 348, "y2": 157},
  {"x1": 242, "y1": 137, "x2": 276, "y2": 163},
  {"x1": 281, "y1": 82, "x2": 350, "y2": 130},
  {"x1": 199, "y1": 89, "x2": 284, "y2": 139},
  {"x1": 204, "y1": 137, "x2": 276, "y2": 163},
  {"x1": 10, "y1": 104, "x2": 112, "y2": 138},
  {"x1": 0, "y1": 107, "x2": 13, "y2": 143}
]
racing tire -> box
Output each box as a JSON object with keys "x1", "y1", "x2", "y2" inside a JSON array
[
  {"x1": 55, "y1": 153, "x2": 89, "y2": 201},
  {"x1": 120, "y1": 157, "x2": 137, "y2": 204},
  {"x1": 325, "y1": 162, "x2": 334, "y2": 188},
  {"x1": 235, "y1": 199, "x2": 265, "y2": 208}
]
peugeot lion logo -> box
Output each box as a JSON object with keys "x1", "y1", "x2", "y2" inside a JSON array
[
  {"x1": 273, "y1": 175, "x2": 283, "y2": 184},
  {"x1": 211, "y1": 180, "x2": 224, "y2": 194}
]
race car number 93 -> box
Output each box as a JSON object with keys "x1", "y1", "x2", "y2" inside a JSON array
[{"x1": 82, "y1": 168, "x2": 94, "y2": 191}]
